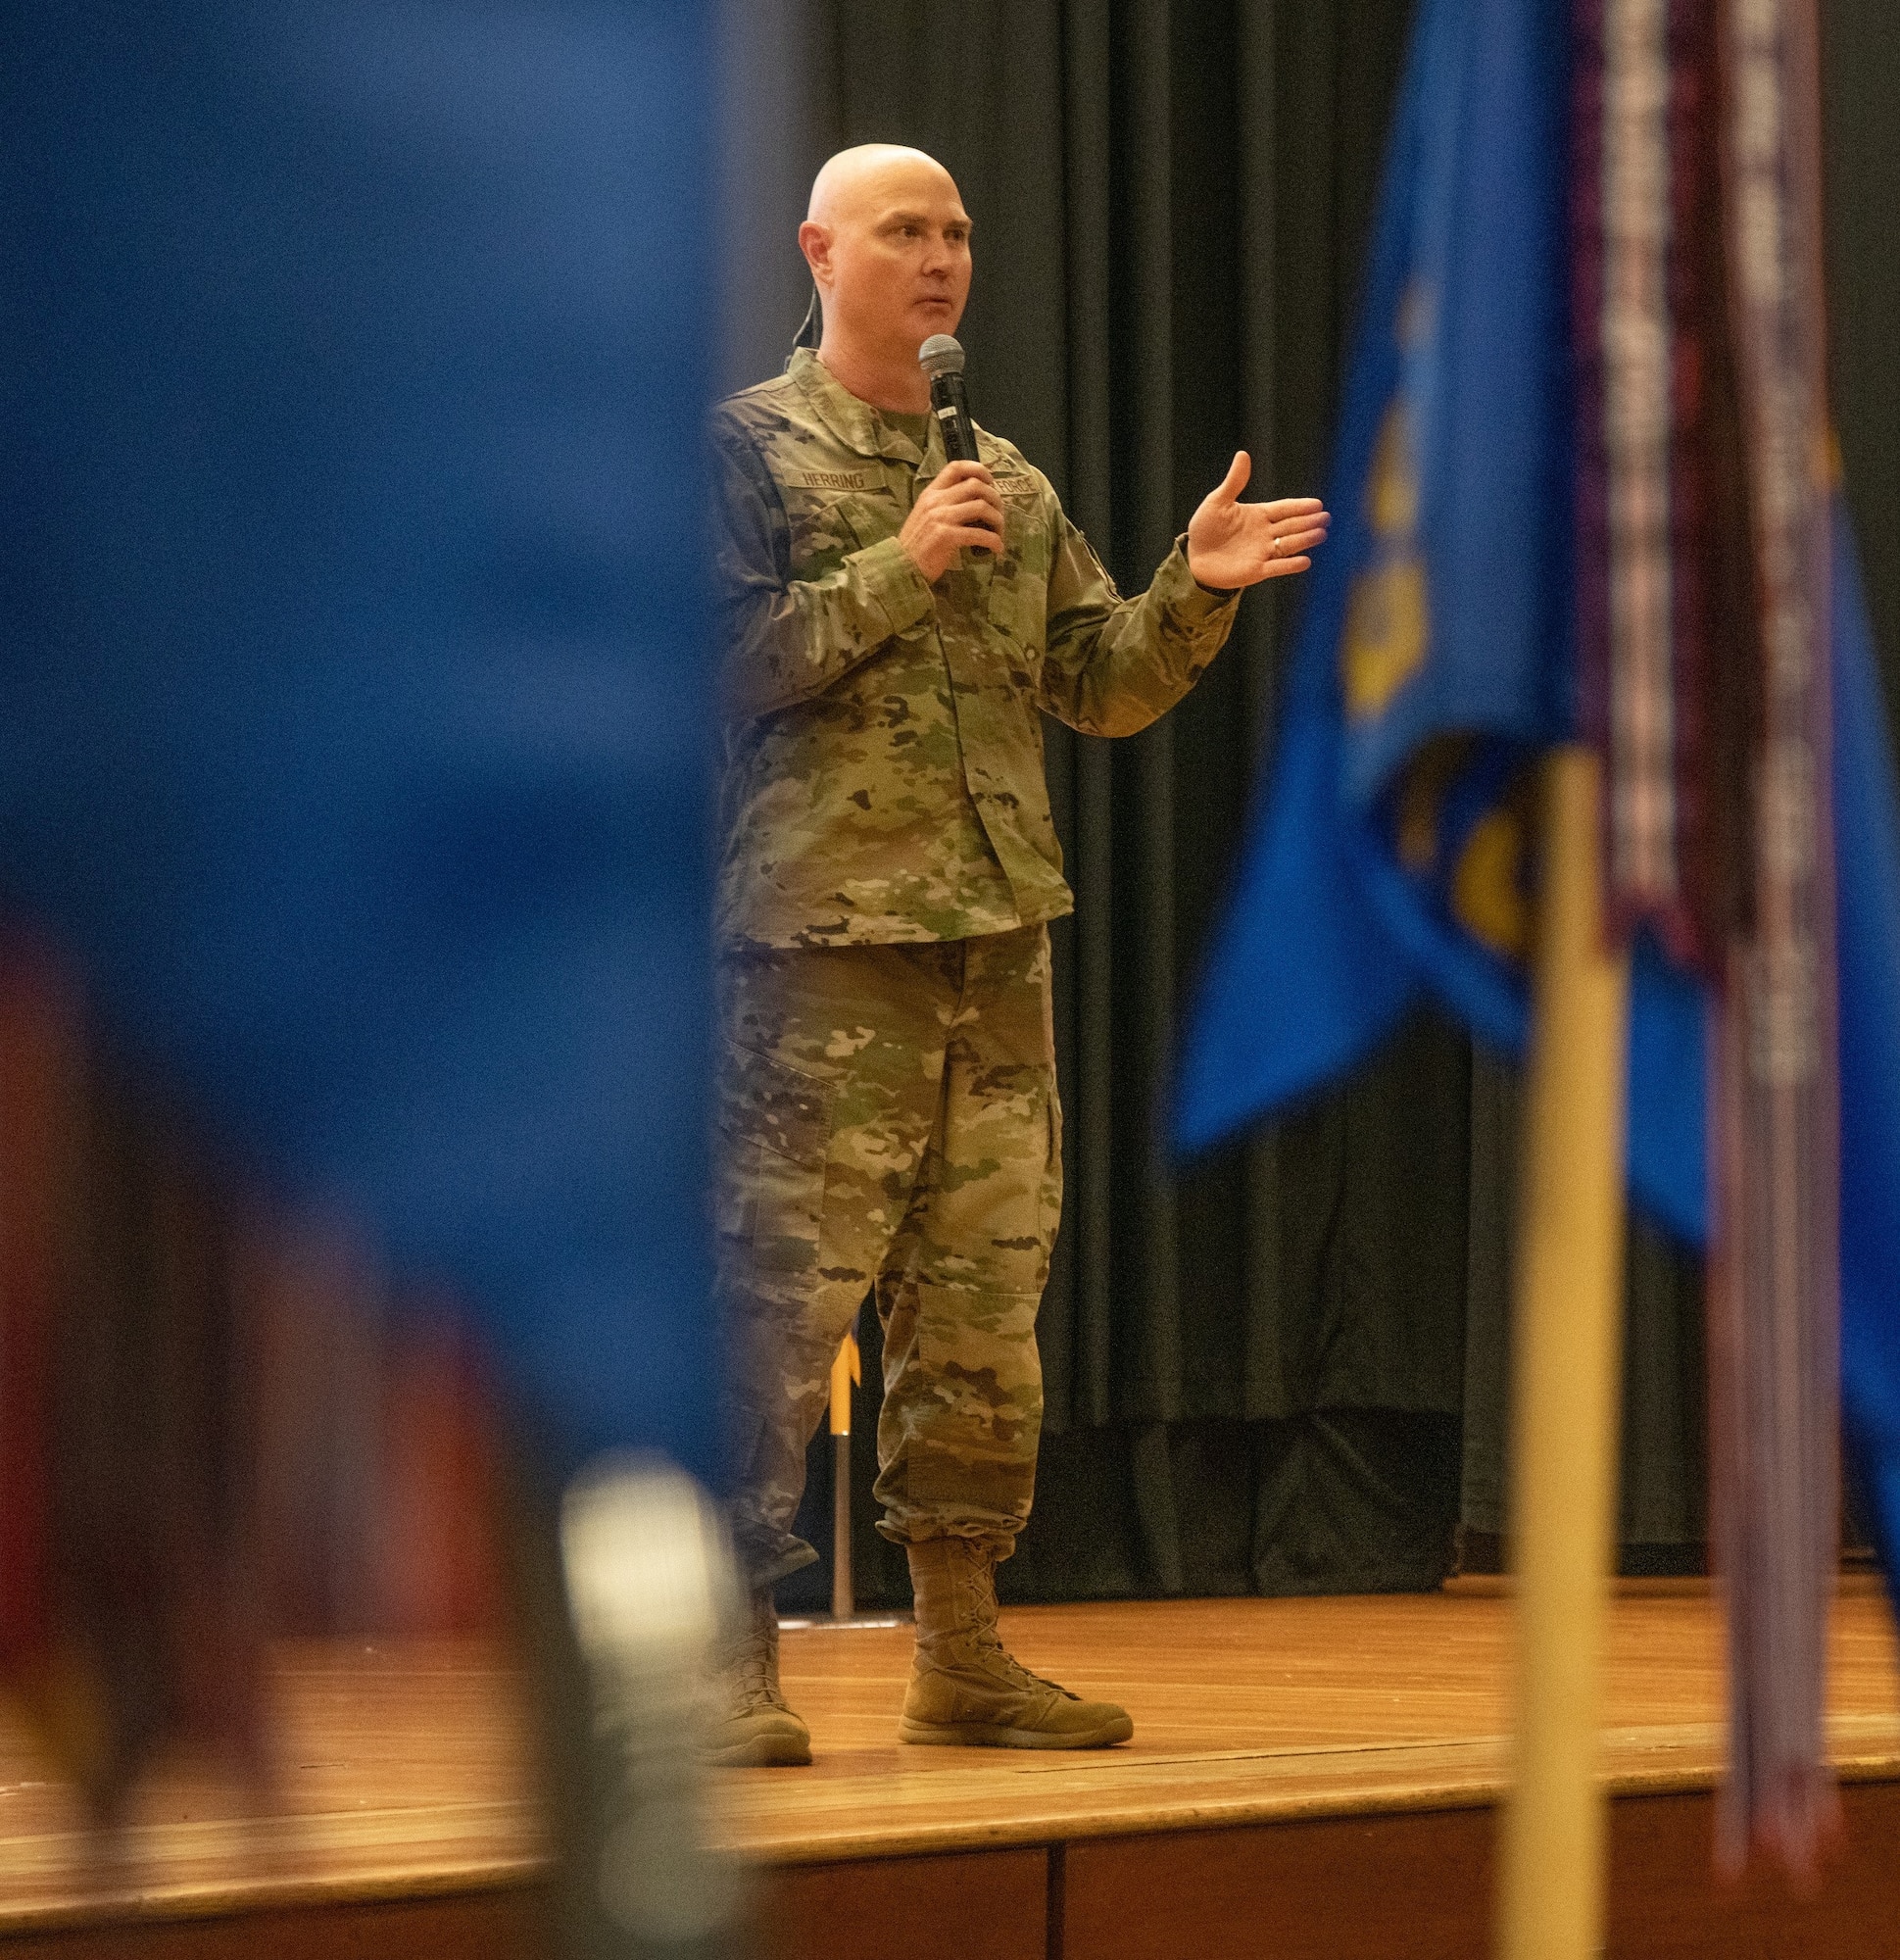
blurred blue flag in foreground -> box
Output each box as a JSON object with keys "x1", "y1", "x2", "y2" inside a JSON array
[
  {"x1": 0, "y1": 0, "x2": 714, "y2": 1486},
  {"x1": 1177, "y1": 0, "x2": 1900, "y2": 1865}
]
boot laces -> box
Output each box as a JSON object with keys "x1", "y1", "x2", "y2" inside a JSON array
[
  {"x1": 956, "y1": 1558, "x2": 1078, "y2": 1702},
  {"x1": 725, "y1": 1604, "x2": 788, "y2": 1713},
  {"x1": 985, "y1": 1640, "x2": 1077, "y2": 1700}
]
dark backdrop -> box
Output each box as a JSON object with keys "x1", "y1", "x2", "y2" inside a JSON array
[{"x1": 716, "y1": 1, "x2": 1900, "y2": 1609}]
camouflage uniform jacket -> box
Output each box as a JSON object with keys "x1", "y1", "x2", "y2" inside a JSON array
[{"x1": 711, "y1": 347, "x2": 1241, "y2": 949}]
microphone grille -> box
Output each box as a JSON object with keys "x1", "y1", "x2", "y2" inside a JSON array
[{"x1": 917, "y1": 334, "x2": 965, "y2": 377}]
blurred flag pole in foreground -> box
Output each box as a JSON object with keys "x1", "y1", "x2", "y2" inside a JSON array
[
  {"x1": 1177, "y1": 0, "x2": 1900, "y2": 1950},
  {"x1": 1, "y1": 3, "x2": 744, "y2": 1953},
  {"x1": 1498, "y1": 749, "x2": 1631, "y2": 1960}
]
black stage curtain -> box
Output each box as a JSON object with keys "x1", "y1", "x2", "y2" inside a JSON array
[{"x1": 720, "y1": 1, "x2": 1900, "y2": 1612}]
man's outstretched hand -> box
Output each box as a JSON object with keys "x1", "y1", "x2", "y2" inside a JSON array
[{"x1": 1186, "y1": 452, "x2": 1330, "y2": 591}]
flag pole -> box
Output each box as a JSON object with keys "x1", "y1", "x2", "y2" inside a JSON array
[
  {"x1": 1497, "y1": 745, "x2": 1632, "y2": 1960},
  {"x1": 781, "y1": 1316, "x2": 904, "y2": 1633}
]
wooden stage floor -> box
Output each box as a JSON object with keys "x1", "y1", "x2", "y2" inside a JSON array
[
  {"x1": 744, "y1": 1580, "x2": 1900, "y2": 1861},
  {"x1": 4, "y1": 1584, "x2": 1900, "y2": 1956}
]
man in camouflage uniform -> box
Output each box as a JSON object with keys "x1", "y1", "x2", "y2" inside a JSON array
[{"x1": 710, "y1": 144, "x2": 1327, "y2": 1765}]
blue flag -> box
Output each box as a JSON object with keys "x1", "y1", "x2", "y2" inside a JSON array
[
  {"x1": 1175, "y1": 0, "x2": 1900, "y2": 1564},
  {"x1": 0, "y1": 1, "x2": 715, "y2": 1483},
  {"x1": 1175, "y1": 0, "x2": 1706, "y2": 1236},
  {"x1": 1834, "y1": 531, "x2": 1900, "y2": 1579}
]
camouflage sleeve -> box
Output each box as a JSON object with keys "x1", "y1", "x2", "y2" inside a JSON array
[
  {"x1": 1036, "y1": 512, "x2": 1242, "y2": 738},
  {"x1": 713, "y1": 428, "x2": 935, "y2": 722}
]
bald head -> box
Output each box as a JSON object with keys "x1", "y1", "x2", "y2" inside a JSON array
[
  {"x1": 798, "y1": 145, "x2": 973, "y2": 412},
  {"x1": 807, "y1": 144, "x2": 958, "y2": 225}
]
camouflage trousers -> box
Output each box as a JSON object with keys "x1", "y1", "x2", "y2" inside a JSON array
[{"x1": 716, "y1": 924, "x2": 1059, "y2": 1591}]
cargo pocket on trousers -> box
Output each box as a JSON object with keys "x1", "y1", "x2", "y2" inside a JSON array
[{"x1": 716, "y1": 1040, "x2": 834, "y2": 1285}]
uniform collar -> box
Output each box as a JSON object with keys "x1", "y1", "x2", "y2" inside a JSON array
[{"x1": 789, "y1": 348, "x2": 935, "y2": 467}]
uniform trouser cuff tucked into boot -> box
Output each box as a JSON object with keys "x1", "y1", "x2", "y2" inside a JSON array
[{"x1": 899, "y1": 1538, "x2": 1133, "y2": 1749}]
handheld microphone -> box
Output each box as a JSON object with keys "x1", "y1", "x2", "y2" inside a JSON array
[
  {"x1": 918, "y1": 333, "x2": 989, "y2": 557},
  {"x1": 918, "y1": 333, "x2": 980, "y2": 463}
]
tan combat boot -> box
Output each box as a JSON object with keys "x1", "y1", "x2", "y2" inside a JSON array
[
  {"x1": 899, "y1": 1538, "x2": 1134, "y2": 1748},
  {"x1": 706, "y1": 1589, "x2": 811, "y2": 1767}
]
